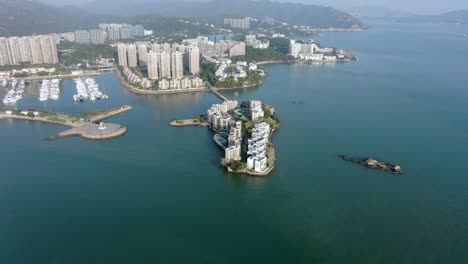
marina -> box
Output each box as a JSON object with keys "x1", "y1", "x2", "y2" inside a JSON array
[
  {"x1": 39, "y1": 79, "x2": 61, "y2": 102},
  {"x1": 73, "y1": 78, "x2": 109, "y2": 102},
  {"x1": 2, "y1": 79, "x2": 25, "y2": 105}
]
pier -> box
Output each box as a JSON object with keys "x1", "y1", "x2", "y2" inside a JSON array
[
  {"x1": 209, "y1": 86, "x2": 229, "y2": 101},
  {"x1": 87, "y1": 105, "x2": 133, "y2": 122}
]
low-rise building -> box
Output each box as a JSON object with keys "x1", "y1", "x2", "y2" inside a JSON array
[{"x1": 159, "y1": 79, "x2": 169, "y2": 90}]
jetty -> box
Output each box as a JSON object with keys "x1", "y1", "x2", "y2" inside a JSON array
[
  {"x1": 0, "y1": 106, "x2": 132, "y2": 140},
  {"x1": 339, "y1": 155, "x2": 402, "y2": 174},
  {"x1": 169, "y1": 118, "x2": 208, "y2": 127}
]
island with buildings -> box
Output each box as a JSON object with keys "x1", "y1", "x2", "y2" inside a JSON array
[{"x1": 172, "y1": 97, "x2": 279, "y2": 176}]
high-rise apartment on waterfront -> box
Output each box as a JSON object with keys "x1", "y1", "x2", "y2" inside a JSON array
[
  {"x1": 117, "y1": 44, "x2": 128, "y2": 66},
  {"x1": 159, "y1": 52, "x2": 171, "y2": 79},
  {"x1": 171, "y1": 51, "x2": 183, "y2": 79},
  {"x1": 188, "y1": 47, "x2": 200, "y2": 75},
  {"x1": 147, "y1": 52, "x2": 159, "y2": 80},
  {"x1": 137, "y1": 44, "x2": 148, "y2": 66},
  {"x1": 127, "y1": 44, "x2": 138, "y2": 67},
  {"x1": 0, "y1": 35, "x2": 58, "y2": 66}
]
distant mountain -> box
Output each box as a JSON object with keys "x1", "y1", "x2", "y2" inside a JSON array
[
  {"x1": 399, "y1": 10, "x2": 468, "y2": 24},
  {"x1": 346, "y1": 5, "x2": 414, "y2": 19},
  {"x1": 80, "y1": 0, "x2": 364, "y2": 29},
  {"x1": 0, "y1": 0, "x2": 113, "y2": 36}
]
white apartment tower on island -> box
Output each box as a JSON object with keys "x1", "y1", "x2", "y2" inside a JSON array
[
  {"x1": 247, "y1": 122, "x2": 271, "y2": 173},
  {"x1": 250, "y1": 100, "x2": 264, "y2": 121}
]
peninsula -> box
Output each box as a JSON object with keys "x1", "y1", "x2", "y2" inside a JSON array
[{"x1": 0, "y1": 106, "x2": 132, "y2": 140}]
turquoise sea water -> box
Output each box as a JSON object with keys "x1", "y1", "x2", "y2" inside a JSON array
[{"x1": 1, "y1": 20, "x2": 468, "y2": 263}]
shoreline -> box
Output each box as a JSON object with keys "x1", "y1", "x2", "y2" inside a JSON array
[{"x1": 1, "y1": 72, "x2": 103, "y2": 81}]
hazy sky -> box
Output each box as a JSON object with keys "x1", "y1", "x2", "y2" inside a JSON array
[{"x1": 39, "y1": 0, "x2": 468, "y2": 15}]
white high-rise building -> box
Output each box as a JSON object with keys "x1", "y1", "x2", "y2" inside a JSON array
[
  {"x1": 127, "y1": 44, "x2": 138, "y2": 67},
  {"x1": 188, "y1": 47, "x2": 200, "y2": 75},
  {"x1": 74, "y1": 30, "x2": 91, "y2": 44},
  {"x1": 0, "y1": 34, "x2": 58, "y2": 66},
  {"x1": 89, "y1": 30, "x2": 106, "y2": 44},
  {"x1": 151, "y1": 43, "x2": 160, "y2": 53},
  {"x1": 162, "y1": 43, "x2": 171, "y2": 53},
  {"x1": 147, "y1": 52, "x2": 159, "y2": 80},
  {"x1": 159, "y1": 52, "x2": 171, "y2": 79},
  {"x1": 117, "y1": 44, "x2": 128, "y2": 66},
  {"x1": 171, "y1": 51, "x2": 183, "y2": 79},
  {"x1": 0, "y1": 38, "x2": 9, "y2": 66},
  {"x1": 137, "y1": 43, "x2": 148, "y2": 66}
]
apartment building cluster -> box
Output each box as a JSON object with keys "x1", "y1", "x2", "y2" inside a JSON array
[
  {"x1": 206, "y1": 100, "x2": 239, "y2": 130},
  {"x1": 224, "y1": 18, "x2": 251, "y2": 29},
  {"x1": 0, "y1": 34, "x2": 59, "y2": 66},
  {"x1": 245, "y1": 34, "x2": 270, "y2": 49},
  {"x1": 225, "y1": 121, "x2": 243, "y2": 162},
  {"x1": 247, "y1": 122, "x2": 271, "y2": 172},
  {"x1": 118, "y1": 42, "x2": 200, "y2": 78},
  {"x1": 184, "y1": 36, "x2": 245, "y2": 58},
  {"x1": 289, "y1": 40, "x2": 339, "y2": 61},
  {"x1": 64, "y1": 24, "x2": 145, "y2": 45}
]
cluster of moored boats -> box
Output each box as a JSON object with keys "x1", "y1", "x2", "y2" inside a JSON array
[
  {"x1": 39, "y1": 79, "x2": 60, "y2": 101},
  {"x1": 73, "y1": 78, "x2": 108, "y2": 102},
  {"x1": 2, "y1": 79, "x2": 25, "y2": 105}
]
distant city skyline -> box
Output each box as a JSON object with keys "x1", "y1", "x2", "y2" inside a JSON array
[{"x1": 38, "y1": 0, "x2": 468, "y2": 14}]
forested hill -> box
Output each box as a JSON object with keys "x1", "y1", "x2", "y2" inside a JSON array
[
  {"x1": 0, "y1": 0, "x2": 112, "y2": 36},
  {"x1": 81, "y1": 0, "x2": 364, "y2": 29}
]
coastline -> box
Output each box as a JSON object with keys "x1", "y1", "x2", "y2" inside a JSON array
[{"x1": 2, "y1": 72, "x2": 103, "y2": 81}]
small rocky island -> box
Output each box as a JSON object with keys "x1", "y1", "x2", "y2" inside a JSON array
[{"x1": 339, "y1": 155, "x2": 402, "y2": 174}]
